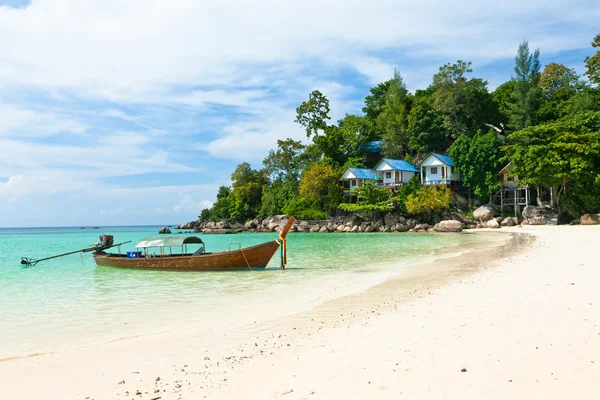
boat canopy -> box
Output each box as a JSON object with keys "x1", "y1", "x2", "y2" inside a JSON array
[{"x1": 135, "y1": 236, "x2": 204, "y2": 249}]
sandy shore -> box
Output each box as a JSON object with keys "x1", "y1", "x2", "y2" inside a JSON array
[{"x1": 2, "y1": 225, "x2": 599, "y2": 399}]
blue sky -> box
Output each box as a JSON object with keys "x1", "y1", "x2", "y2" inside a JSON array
[{"x1": 0, "y1": 0, "x2": 598, "y2": 227}]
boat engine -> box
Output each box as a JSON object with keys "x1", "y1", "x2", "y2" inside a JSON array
[{"x1": 99, "y1": 235, "x2": 114, "y2": 248}]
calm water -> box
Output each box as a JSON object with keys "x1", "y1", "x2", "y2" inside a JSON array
[{"x1": 0, "y1": 226, "x2": 491, "y2": 358}]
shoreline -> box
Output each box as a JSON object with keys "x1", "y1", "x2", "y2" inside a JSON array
[{"x1": 3, "y1": 226, "x2": 599, "y2": 399}]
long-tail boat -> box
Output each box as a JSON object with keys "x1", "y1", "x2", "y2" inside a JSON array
[{"x1": 92, "y1": 217, "x2": 295, "y2": 271}]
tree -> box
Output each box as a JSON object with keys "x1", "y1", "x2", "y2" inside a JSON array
[
  {"x1": 295, "y1": 90, "x2": 331, "y2": 138},
  {"x1": 432, "y1": 60, "x2": 497, "y2": 138},
  {"x1": 263, "y1": 138, "x2": 306, "y2": 181},
  {"x1": 407, "y1": 88, "x2": 447, "y2": 154},
  {"x1": 449, "y1": 131, "x2": 503, "y2": 201},
  {"x1": 378, "y1": 70, "x2": 412, "y2": 157},
  {"x1": 503, "y1": 111, "x2": 600, "y2": 220},
  {"x1": 338, "y1": 182, "x2": 392, "y2": 214},
  {"x1": 229, "y1": 163, "x2": 268, "y2": 221},
  {"x1": 199, "y1": 208, "x2": 211, "y2": 221},
  {"x1": 584, "y1": 33, "x2": 600, "y2": 85},
  {"x1": 363, "y1": 79, "x2": 392, "y2": 121},
  {"x1": 538, "y1": 62, "x2": 581, "y2": 122},
  {"x1": 298, "y1": 163, "x2": 342, "y2": 213},
  {"x1": 209, "y1": 185, "x2": 232, "y2": 221},
  {"x1": 405, "y1": 186, "x2": 452, "y2": 221},
  {"x1": 507, "y1": 41, "x2": 541, "y2": 131}
]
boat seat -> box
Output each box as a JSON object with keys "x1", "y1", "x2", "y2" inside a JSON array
[{"x1": 193, "y1": 247, "x2": 205, "y2": 255}]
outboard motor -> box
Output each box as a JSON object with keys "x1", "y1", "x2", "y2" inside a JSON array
[{"x1": 99, "y1": 235, "x2": 114, "y2": 248}]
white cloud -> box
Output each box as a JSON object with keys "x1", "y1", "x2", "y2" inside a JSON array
[{"x1": 0, "y1": 103, "x2": 87, "y2": 137}]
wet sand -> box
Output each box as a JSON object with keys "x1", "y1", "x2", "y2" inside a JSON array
[{"x1": 1, "y1": 225, "x2": 599, "y2": 399}]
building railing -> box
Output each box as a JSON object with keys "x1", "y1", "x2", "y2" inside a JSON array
[{"x1": 424, "y1": 178, "x2": 451, "y2": 185}]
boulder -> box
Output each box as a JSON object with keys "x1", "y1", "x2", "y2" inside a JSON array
[
  {"x1": 372, "y1": 220, "x2": 384, "y2": 230},
  {"x1": 382, "y1": 227, "x2": 391, "y2": 232},
  {"x1": 487, "y1": 219, "x2": 500, "y2": 228},
  {"x1": 351, "y1": 225, "x2": 360, "y2": 233},
  {"x1": 158, "y1": 227, "x2": 171, "y2": 234},
  {"x1": 310, "y1": 225, "x2": 321, "y2": 232},
  {"x1": 452, "y1": 192, "x2": 469, "y2": 206},
  {"x1": 580, "y1": 214, "x2": 600, "y2": 225},
  {"x1": 433, "y1": 220, "x2": 463, "y2": 232},
  {"x1": 384, "y1": 213, "x2": 399, "y2": 227},
  {"x1": 319, "y1": 226, "x2": 329, "y2": 233},
  {"x1": 414, "y1": 223, "x2": 429, "y2": 232},
  {"x1": 395, "y1": 224, "x2": 411, "y2": 232},
  {"x1": 522, "y1": 205, "x2": 555, "y2": 225},
  {"x1": 347, "y1": 215, "x2": 363, "y2": 227},
  {"x1": 343, "y1": 226, "x2": 351, "y2": 232},
  {"x1": 336, "y1": 225, "x2": 346, "y2": 232},
  {"x1": 244, "y1": 221, "x2": 256, "y2": 230},
  {"x1": 473, "y1": 205, "x2": 496, "y2": 221},
  {"x1": 495, "y1": 217, "x2": 504, "y2": 224},
  {"x1": 365, "y1": 226, "x2": 376, "y2": 232}
]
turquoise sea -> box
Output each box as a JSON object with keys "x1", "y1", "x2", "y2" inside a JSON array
[{"x1": 0, "y1": 226, "x2": 492, "y2": 359}]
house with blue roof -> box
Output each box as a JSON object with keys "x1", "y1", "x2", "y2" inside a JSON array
[
  {"x1": 420, "y1": 153, "x2": 460, "y2": 186},
  {"x1": 341, "y1": 168, "x2": 380, "y2": 191},
  {"x1": 373, "y1": 158, "x2": 419, "y2": 187}
]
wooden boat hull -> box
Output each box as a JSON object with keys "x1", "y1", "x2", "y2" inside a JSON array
[{"x1": 93, "y1": 240, "x2": 281, "y2": 271}]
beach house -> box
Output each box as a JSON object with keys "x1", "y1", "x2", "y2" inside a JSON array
[
  {"x1": 372, "y1": 158, "x2": 419, "y2": 187},
  {"x1": 340, "y1": 167, "x2": 381, "y2": 201},
  {"x1": 419, "y1": 153, "x2": 460, "y2": 186}
]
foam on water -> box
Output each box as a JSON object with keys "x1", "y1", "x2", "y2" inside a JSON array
[{"x1": 0, "y1": 226, "x2": 491, "y2": 358}]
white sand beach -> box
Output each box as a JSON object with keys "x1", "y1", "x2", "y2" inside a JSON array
[{"x1": 1, "y1": 225, "x2": 599, "y2": 399}]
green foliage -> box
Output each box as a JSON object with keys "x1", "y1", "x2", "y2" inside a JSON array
[
  {"x1": 199, "y1": 208, "x2": 211, "y2": 221},
  {"x1": 263, "y1": 138, "x2": 306, "y2": 181},
  {"x1": 299, "y1": 163, "x2": 342, "y2": 213},
  {"x1": 295, "y1": 90, "x2": 331, "y2": 138},
  {"x1": 339, "y1": 182, "x2": 393, "y2": 214},
  {"x1": 584, "y1": 33, "x2": 600, "y2": 85},
  {"x1": 449, "y1": 131, "x2": 503, "y2": 201},
  {"x1": 379, "y1": 70, "x2": 411, "y2": 158},
  {"x1": 503, "y1": 111, "x2": 600, "y2": 219},
  {"x1": 507, "y1": 41, "x2": 541, "y2": 131},
  {"x1": 407, "y1": 88, "x2": 447, "y2": 153},
  {"x1": 228, "y1": 163, "x2": 268, "y2": 221},
  {"x1": 432, "y1": 60, "x2": 497, "y2": 138},
  {"x1": 405, "y1": 186, "x2": 452, "y2": 217},
  {"x1": 209, "y1": 185, "x2": 232, "y2": 221},
  {"x1": 282, "y1": 197, "x2": 327, "y2": 220},
  {"x1": 363, "y1": 79, "x2": 392, "y2": 121},
  {"x1": 538, "y1": 63, "x2": 583, "y2": 122},
  {"x1": 389, "y1": 175, "x2": 422, "y2": 213}
]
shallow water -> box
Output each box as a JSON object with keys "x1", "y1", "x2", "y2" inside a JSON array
[{"x1": 0, "y1": 226, "x2": 494, "y2": 358}]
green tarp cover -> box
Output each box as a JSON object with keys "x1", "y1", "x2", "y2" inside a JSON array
[{"x1": 135, "y1": 236, "x2": 203, "y2": 248}]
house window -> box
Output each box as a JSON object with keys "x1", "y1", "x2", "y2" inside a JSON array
[
  {"x1": 431, "y1": 167, "x2": 438, "y2": 174},
  {"x1": 385, "y1": 172, "x2": 392, "y2": 179},
  {"x1": 507, "y1": 176, "x2": 514, "y2": 182},
  {"x1": 351, "y1": 179, "x2": 357, "y2": 186}
]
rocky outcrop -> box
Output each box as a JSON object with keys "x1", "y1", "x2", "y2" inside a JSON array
[
  {"x1": 433, "y1": 220, "x2": 463, "y2": 232},
  {"x1": 522, "y1": 205, "x2": 557, "y2": 225},
  {"x1": 500, "y1": 217, "x2": 518, "y2": 227},
  {"x1": 158, "y1": 227, "x2": 171, "y2": 234},
  {"x1": 473, "y1": 205, "x2": 496, "y2": 222},
  {"x1": 580, "y1": 214, "x2": 600, "y2": 225},
  {"x1": 487, "y1": 219, "x2": 500, "y2": 228}
]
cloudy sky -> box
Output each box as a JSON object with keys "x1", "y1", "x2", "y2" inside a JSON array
[{"x1": 0, "y1": 0, "x2": 598, "y2": 227}]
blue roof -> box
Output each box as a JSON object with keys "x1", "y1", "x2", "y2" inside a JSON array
[
  {"x1": 431, "y1": 153, "x2": 454, "y2": 167},
  {"x1": 366, "y1": 140, "x2": 384, "y2": 152},
  {"x1": 380, "y1": 158, "x2": 419, "y2": 172},
  {"x1": 348, "y1": 168, "x2": 380, "y2": 180}
]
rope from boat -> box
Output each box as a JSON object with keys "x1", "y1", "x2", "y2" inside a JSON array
[
  {"x1": 276, "y1": 235, "x2": 287, "y2": 269},
  {"x1": 240, "y1": 247, "x2": 255, "y2": 272}
]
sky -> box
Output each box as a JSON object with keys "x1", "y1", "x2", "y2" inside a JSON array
[{"x1": 0, "y1": 0, "x2": 598, "y2": 227}]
